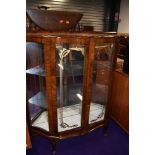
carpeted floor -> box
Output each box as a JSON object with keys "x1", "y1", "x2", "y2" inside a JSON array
[{"x1": 26, "y1": 119, "x2": 129, "y2": 155}]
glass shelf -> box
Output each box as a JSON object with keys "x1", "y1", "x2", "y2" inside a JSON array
[
  {"x1": 26, "y1": 62, "x2": 84, "y2": 77},
  {"x1": 26, "y1": 66, "x2": 46, "y2": 76},
  {"x1": 28, "y1": 91, "x2": 47, "y2": 109}
]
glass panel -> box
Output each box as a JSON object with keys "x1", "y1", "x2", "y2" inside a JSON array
[
  {"x1": 26, "y1": 42, "x2": 49, "y2": 131},
  {"x1": 89, "y1": 43, "x2": 114, "y2": 124},
  {"x1": 56, "y1": 43, "x2": 85, "y2": 132}
]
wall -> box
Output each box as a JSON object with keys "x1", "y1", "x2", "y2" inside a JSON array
[
  {"x1": 117, "y1": 0, "x2": 129, "y2": 33},
  {"x1": 27, "y1": 0, "x2": 106, "y2": 31}
]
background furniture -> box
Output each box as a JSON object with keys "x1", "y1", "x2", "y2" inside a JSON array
[
  {"x1": 111, "y1": 70, "x2": 129, "y2": 133},
  {"x1": 110, "y1": 34, "x2": 129, "y2": 133}
]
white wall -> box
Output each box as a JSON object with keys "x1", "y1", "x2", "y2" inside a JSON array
[{"x1": 117, "y1": 0, "x2": 129, "y2": 33}]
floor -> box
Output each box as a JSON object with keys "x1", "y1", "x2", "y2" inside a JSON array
[{"x1": 26, "y1": 119, "x2": 129, "y2": 155}]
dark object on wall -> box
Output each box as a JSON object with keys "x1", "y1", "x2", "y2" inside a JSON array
[
  {"x1": 123, "y1": 44, "x2": 129, "y2": 74},
  {"x1": 27, "y1": 9, "x2": 83, "y2": 31},
  {"x1": 104, "y1": 0, "x2": 121, "y2": 31}
]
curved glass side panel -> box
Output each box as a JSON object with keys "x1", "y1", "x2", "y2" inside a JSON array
[
  {"x1": 56, "y1": 43, "x2": 86, "y2": 132},
  {"x1": 89, "y1": 43, "x2": 114, "y2": 124},
  {"x1": 26, "y1": 42, "x2": 49, "y2": 131}
]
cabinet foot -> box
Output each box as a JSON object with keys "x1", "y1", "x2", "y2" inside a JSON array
[
  {"x1": 103, "y1": 122, "x2": 109, "y2": 136},
  {"x1": 51, "y1": 140, "x2": 58, "y2": 155}
]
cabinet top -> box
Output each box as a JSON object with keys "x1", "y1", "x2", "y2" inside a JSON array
[{"x1": 26, "y1": 31, "x2": 117, "y2": 38}]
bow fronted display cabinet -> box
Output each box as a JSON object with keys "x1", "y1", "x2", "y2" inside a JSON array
[{"x1": 26, "y1": 32, "x2": 117, "y2": 154}]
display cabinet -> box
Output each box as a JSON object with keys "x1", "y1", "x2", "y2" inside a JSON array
[{"x1": 26, "y1": 31, "x2": 117, "y2": 154}]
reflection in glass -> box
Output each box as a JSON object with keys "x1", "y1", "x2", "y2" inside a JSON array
[
  {"x1": 26, "y1": 42, "x2": 49, "y2": 131},
  {"x1": 89, "y1": 43, "x2": 114, "y2": 124},
  {"x1": 56, "y1": 43, "x2": 85, "y2": 132}
]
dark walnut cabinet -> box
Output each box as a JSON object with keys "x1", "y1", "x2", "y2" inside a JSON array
[{"x1": 26, "y1": 31, "x2": 117, "y2": 153}]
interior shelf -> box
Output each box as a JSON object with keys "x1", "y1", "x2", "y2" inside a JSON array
[
  {"x1": 26, "y1": 62, "x2": 112, "y2": 79},
  {"x1": 28, "y1": 91, "x2": 47, "y2": 109},
  {"x1": 32, "y1": 103, "x2": 105, "y2": 132},
  {"x1": 26, "y1": 62, "x2": 84, "y2": 77},
  {"x1": 26, "y1": 66, "x2": 45, "y2": 76}
]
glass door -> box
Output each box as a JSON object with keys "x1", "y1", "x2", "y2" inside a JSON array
[
  {"x1": 89, "y1": 42, "x2": 115, "y2": 124},
  {"x1": 26, "y1": 42, "x2": 49, "y2": 131},
  {"x1": 55, "y1": 40, "x2": 86, "y2": 132}
]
